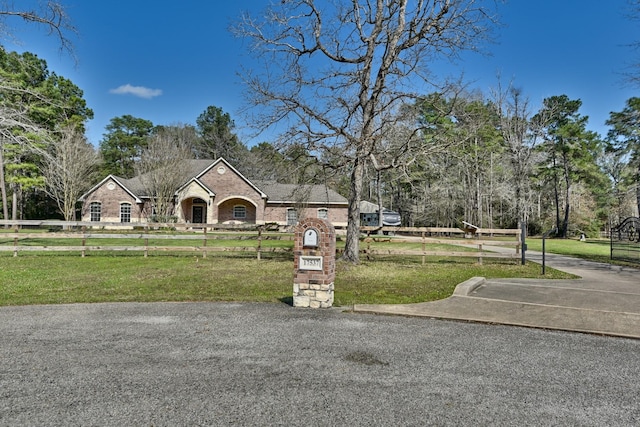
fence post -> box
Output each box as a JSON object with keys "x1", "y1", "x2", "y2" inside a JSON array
[
  {"x1": 520, "y1": 222, "x2": 527, "y2": 266},
  {"x1": 203, "y1": 227, "x2": 208, "y2": 259},
  {"x1": 81, "y1": 226, "x2": 86, "y2": 258},
  {"x1": 13, "y1": 235, "x2": 17, "y2": 257},
  {"x1": 257, "y1": 227, "x2": 262, "y2": 261},
  {"x1": 422, "y1": 231, "x2": 426, "y2": 265},
  {"x1": 478, "y1": 243, "x2": 483, "y2": 265},
  {"x1": 142, "y1": 225, "x2": 148, "y2": 258}
]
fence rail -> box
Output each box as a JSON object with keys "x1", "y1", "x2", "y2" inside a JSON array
[
  {"x1": 0, "y1": 220, "x2": 522, "y2": 262},
  {"x1": 359, "y1": 225, "x2": 521, "y2": 264}
]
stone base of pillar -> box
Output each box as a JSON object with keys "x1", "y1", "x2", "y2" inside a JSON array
[{"x1": 293, "y1": 282, "x2": 334, "y2": 308}]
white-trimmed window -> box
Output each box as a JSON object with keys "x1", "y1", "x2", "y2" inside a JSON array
[
  {"x1": 120, "y1": 203, "x2": 132, "y2": 223},
  {"x1": 317, "y1": 208, "x2": 328, "y2": 220},
  {"x1": 286, "y1": 208, "x2": 298, "y2": 225},
  {"x1": 233, "y1": 205, "x2": 247, "y2": 219},
  {"x1": 90, "y1": 202, "x2": 101, "y2": 222}
]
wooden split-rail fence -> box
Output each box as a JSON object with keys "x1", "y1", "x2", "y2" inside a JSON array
[
  {"x1": 0, "y1": 220, "x2": 522, "y2": 263},
  {"x1": 360, "y1": 226, "x2": 522, "y2": 265}
]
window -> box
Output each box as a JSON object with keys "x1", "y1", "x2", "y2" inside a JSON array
[
  {"x1": 233, "y1": 205, "x2": 246, "y2": 219},
  {"x1": 317, "y1": 208, "x2": 328, "y2": 220},
  {"x1": 90, "y1": 202, "x2": 101, "y2": 222},
  {"x1": 120, "y1": 203, "x2": 132, "y2": 223},
  {"x1": 286, "y1": 208, "x2": 298, "y2": 225}
]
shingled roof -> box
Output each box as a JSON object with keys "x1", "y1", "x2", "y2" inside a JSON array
[
  {"x1": 97, "y1": 159, "x2": 347, "y2": 205},
  {"x1": 254, "y1": 181, "x2": 348, "y2": 205}
]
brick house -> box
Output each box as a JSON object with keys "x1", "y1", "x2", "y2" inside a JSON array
[{"x1": 79, "y1": 158, "x2": 348, "y2": 226}]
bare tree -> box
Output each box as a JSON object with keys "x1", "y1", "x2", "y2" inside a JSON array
[
  {"x1": 40, "y1": 126, "x2": 99, "y2": 221},
  {"x1": 625, "y1": 0, "x2": 640, "y2": 85},
  {"x1": 491, "y1": 82, "x2": 541, "y2": 230},
  {"x1": 136, "y1": 125, "x2": 195, "y2": 222},
  {"x1": 236, "y1": 0, "x2": 499, "y2": 263},
  {"x1": 0, "y1": 1, "x2": 76, "y2": 58}
]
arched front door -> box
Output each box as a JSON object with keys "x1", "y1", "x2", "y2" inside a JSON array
[{"x1": 191, "y1": 198, "x2": 207, "y2": 224}]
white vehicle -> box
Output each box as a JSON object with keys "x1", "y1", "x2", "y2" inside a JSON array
[{"x1": 381, "y1": 209, "x2": 401, "y2": 226}]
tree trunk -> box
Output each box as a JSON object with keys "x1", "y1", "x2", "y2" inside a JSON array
[
  {"x1": 0, "y1": 143, "x2": 8, "y2": 226},
  {"x1": 341, "y1": 156, "x2": 365, "y2": 263},
  {"x1": 563, "y1": 196, "x2": 570, "y2": 239},
  {"x1": 376, "y1": 169, "x2": 383, "y2": 228},
  {"x1": 553, "y1": 173, "x2": 561, "y2": 236},
  {"x1": 561, "y1": 160, "x2": 571, "y2": 238},
  {"x1": 636, "y1": 169, "x2": 640, "y2": 217},
  {"x1": 12, "y1": 184, "x2": 18, "y2": 221}
]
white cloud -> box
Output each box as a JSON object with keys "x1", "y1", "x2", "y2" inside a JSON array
[{"x1": 109, "y1": 84, "x2": 162, "y2": 99}]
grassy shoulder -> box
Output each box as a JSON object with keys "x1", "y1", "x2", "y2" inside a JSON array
[{"x1": 0, "y1": 252, "x2": 572, "y2": 307}]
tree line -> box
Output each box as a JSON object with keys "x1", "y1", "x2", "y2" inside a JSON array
[
  {"x1": 2, "y1": 0, "x2": 640, "y2": 265},
  {"x1": 2, "y1": 41, "x2": 638, "y2": 241}
]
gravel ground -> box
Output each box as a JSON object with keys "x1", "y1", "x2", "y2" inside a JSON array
[{"x1": 0, "y1": 302, "x2": 638, "y2": 426}]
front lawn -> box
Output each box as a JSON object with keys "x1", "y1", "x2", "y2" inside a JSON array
[{"x1": 0, "y1": 253, "x2": 572, "y2": 307}]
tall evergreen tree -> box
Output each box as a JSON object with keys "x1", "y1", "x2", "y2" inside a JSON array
[
  {"x1": 606, "y1": 97, "x2": 640, "y2": 217},
  {"x1": 535, "y1": 95, "x2": 603, "y2": 237},
  {"x1": 99, "y1": 115, "x2": 154, "y2": 178},
  {"x1": 0, "y1": 48, "x2": 92, "y2": 220},
  {"x1": 194, "y1": 105, "x2": 247, "y2": 165}
]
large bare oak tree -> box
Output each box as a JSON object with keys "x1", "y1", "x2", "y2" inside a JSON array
[{"x1": 236, "y1": 0, "x2": 500, "y2": 262}]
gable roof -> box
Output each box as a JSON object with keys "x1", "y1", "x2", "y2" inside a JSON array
[
  {"x1": 82, "y1": 158, "x2": 347, "y2": 205},
  {"x1": 175, "y1": 177, "x2": 215, "y2": 197},
  {"x1": 119, "y1": 159, "x2": 215, "y2": 198},
  {"x1": 79, "y1": 174, "x2": 142, "y2": 203},
  {"x1": 196, "y1": 158, "x2": 267, "y2": 199},
  {"x1": 254, "y1": 181, "x2": 348, "y2": 205}
]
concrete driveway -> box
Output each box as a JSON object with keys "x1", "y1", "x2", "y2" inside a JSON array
[
  {"x1": 1, "y1": 302, "x2": 639, "y2": 426},
  {"x1": 355, "y1": 250, "x2": 640, "y2": 338}
]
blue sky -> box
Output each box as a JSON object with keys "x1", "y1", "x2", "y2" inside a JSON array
[{"x1": 5, "y1": 1, "x2": 639, "y2": 147}]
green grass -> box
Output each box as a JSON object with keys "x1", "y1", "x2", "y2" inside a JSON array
[
  {"x1": 0, "y1": 252, "x2": 572, "y2": 307},
  {"x1": 334, "y1": 256, "x2": 571, "y2": 305},
  {"x1": 524, "y1": 237, "x2": 640, "y2": 267},
  {"x1": 5, "y1": 231, "x2": 632, "y2": 308}
]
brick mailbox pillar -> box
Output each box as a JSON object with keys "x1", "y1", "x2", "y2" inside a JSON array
[{"x1": 293, "y1": 218, "x2": 336, "y2": 308}]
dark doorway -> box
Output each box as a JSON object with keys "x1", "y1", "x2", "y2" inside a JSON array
[{"x1": 193, "y1": 206, "x2": 204, "y2": 223}]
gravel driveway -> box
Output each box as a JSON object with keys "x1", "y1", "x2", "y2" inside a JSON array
[{"x1": 1, "y1": 302, "x2": 638, "y2": 426}]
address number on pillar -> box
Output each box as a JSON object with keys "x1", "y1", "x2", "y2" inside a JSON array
[{"x1": 300, "y1": 255, "x2": 323, "y2": 271}]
